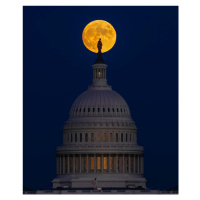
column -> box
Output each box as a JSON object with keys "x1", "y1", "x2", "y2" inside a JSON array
[
  {"x1": 59, "y1": 155, "x2": 62, "y2": 174},
  {"x1": 94, "y1": 154, "x2": 96, "y2": 173},
  {"x1": 138, "y1": 155, "x2": 140, "y2": 174},
  {"x1": 134, "y1": 155, "x2": 136, "y2": 174},
  {"x1": 141, "y1": 155, "x2": 144, "y2": 174},
  {"x1": 73, "y1": 155, "x2": 75, "y2": 173},
  {"x1": 63, "y1": 155, "x2": 65, "y2": 174},
  {"x1": 115, "y1": 154, "x2": 118, "y2": 173},
  {"x1": 79, "y1": 154, "x2": 82, "y2": 173},
  {"x1": 87, "y1": 154, "x2": 89, "y2": 173},
  {"x1": 108, "y1": 154, "x2": 111, "y2": 173},
  {"x1": 56, "y1": 156, "x2": 59, "y2": 174},
  {"x1": 123, "y1": 154, "x2": 125, "y2": 173},
  {"x1": 67, "y1": 155, "x2": 70, "y2": 173},
  {"x1": 101, "y1": 155, "x2": 104, "y2": 173},
  {"x1": 129, "y1": 155, "x2": 131, "y2": 173}
]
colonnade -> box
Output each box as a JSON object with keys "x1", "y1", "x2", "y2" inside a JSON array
[{"x1": 57, "y1": 153, "x2": 143, "y2": 175}]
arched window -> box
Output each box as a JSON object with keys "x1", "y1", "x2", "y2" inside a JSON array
[
  {"x1": 121, "y1": 133, "x2": 123, "y2": 142},
  {"x1": 85, "y1": 133, "x2": 88, "y2": 142},
  {"x1": 80, "y1": 133, "x2": 82, "y2": 142},
  {"x1": 75, "y1": 133, "x2": 77, "y2": 142},
  {"x1": 103, "y1": 133, "x2": 107, "y2": 142},
  {"x1": 91, "y1": 156, "x2": 94, "y2": 170},
  {"x1": 91, "y1": 133, "x2": 94, "y2": 142},
  {"x1": 116, "y1": 133, "x2": 118, "y2": 142},
  {"x1": 97, "y1": 133, "x2": 101, "y2": 142},
  {"x1": 110, "y1": 133, "x2": 113, "y2": 142}
]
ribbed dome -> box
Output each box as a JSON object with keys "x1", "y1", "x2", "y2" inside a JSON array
[{"x1": 69, "y1": 89, "x2": 131, "y2": 118}]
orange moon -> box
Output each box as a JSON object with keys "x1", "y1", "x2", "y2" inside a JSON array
[{"x1": 82, "y1": 20, "x2": 117, "y2": 53}]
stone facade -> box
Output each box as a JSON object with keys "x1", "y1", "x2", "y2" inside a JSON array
[{"x1": 52, "y1": 62, "x2": 146, "y2": 189}]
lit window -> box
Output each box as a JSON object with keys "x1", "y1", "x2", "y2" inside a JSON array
[
  {"x1": 104, "y1": 157, "x2": 107, "y2": 169},
  {"x1": 91, "y1": 157, "x2": 94, "y2": 170},
  {"x1": 97, "y1": 157, "x2": 101, "y2": 169}
]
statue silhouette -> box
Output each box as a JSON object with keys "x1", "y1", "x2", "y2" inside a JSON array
[
  {"x1": 97, "y1": 38, "x2": 102, "y2": 53},
  {"x1": 95, "y1": 38, "x2": 104, "y2": 64}
]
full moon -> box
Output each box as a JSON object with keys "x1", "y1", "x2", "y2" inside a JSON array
[{"x1": 82, "y1": 20, "x2": 116, "y2": 53}]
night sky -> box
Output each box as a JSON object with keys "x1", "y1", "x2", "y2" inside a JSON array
[{"x1": 23, "y1": 6, "x2": 178, "y2": 191}]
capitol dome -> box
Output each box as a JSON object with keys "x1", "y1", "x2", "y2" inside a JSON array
[
  {"x1": 52, "y1": 55, "x2": 146, "y2": 190},
  {"x1": 70, "y1": 89, "x2": 131, "y2": 119}
]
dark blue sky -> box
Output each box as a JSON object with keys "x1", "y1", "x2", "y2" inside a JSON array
[{"x1": 23, "y1": 6, "x2": 178, "y2": 190}]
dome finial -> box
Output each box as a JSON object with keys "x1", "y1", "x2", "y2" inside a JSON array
[{"x1": 95, "y1": 39, "x2": 104, "y2": 64}]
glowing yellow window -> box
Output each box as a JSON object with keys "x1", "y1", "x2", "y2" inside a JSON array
[
  {"x1": 91, "y1": 157, "x2": 94, "y2": 170},
  {"x1": 104, "y1": 157, "x2": 107, "y2": 169},
  {"x1": 97, "y1": 157, "x2": 101, "y2": 169}
]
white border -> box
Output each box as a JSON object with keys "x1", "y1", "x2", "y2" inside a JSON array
[{"x1": 1, "y1": 0, "x2": 200, "y2": 200}]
